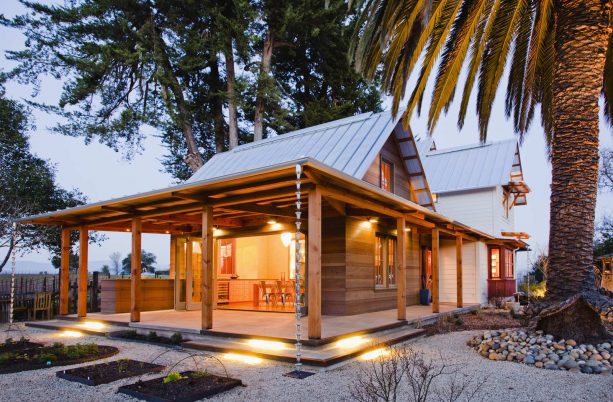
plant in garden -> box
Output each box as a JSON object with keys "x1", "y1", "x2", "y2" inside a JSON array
[
  {"x1": 163, "y1": 372, "x2": 186, "y2": 384},
  {"x1": 350, "y1": 345, "x2": 487, "y2": 402},
  {"x1": 170, "y1": 333, "x2": 183, "y2": 345}
]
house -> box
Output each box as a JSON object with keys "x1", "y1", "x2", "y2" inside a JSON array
[
  {"x1": 421, "y1": 139, "x2": 531, "y2": 299},
  {"x1": 19, "y1": 110, "x2": 528, "y2": 344}
]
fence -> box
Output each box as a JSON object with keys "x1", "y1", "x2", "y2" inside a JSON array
[{"x1": 0, "y1": 273, "x2": 102, "y2": 323}]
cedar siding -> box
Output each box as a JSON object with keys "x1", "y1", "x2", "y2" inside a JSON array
[{"x1": 362, "y1": 135, "x2": 413, "y2": 201}]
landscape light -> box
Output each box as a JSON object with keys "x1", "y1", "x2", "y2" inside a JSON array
[
  {"x1": 336, "y1": 335, "x2": 367, "y2": 349},
  {"x1": 59, "y1": 330, "x2": 83, "y2": 338},
  {"x1": 247, "y1": 339, "x2": 286, "y2": 351},
  {"x1": 224, "y1": 353, "x2": 262, "y2": 365},
  {"x1": 79, "y1": 321, "x2": 105, "y2": 331},
  {"x1": 361, "y1": 348, "x2": 390, "y2": 360}
]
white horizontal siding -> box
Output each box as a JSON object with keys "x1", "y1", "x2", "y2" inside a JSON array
[{"x1": 435, "y1": 189, "x2": 496, "y2": 235}]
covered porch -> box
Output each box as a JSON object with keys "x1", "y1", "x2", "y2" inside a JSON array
[{"x1": 19, "y1": 158, "x2": 518, "y2": 340}]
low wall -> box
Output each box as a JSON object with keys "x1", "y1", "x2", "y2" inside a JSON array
[{"x1": 100, "y1": 279, "x2": 174, "y2": 313}]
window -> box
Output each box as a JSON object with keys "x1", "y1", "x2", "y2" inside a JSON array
[
  {"x1": 380, "y1": 158, "x2": 394, "y2": 192},
  {"x1": 504, "y1": 249, "x2": 514, "y2": 278},
  {"x1": 375, "y1": 234, "x2": 397, "y2": 288},
  {"x1": 219, "y1": 239, "x2": 235, "y2": 275},
  {"x1": 490, "y1": 248, "x2": 500, "y2": 279}
]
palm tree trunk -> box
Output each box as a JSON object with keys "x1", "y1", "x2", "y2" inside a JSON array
[
  {"x1": 225, "y1": 38, "x2": 239, "y2": 150},
  {"x1": 535, "y1": 0, "x2": 612, "y2": 342}
]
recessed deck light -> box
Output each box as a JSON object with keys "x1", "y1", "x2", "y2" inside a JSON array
[
  {"x1": 247, "y1": 339, "x2": 286, "y2": 351},
  {"x1": 224, "y1": 353, "x2": 262, "y2": 365},
  {"x1": 336, "y1": 335, "x2": 367, "y2": 348}
]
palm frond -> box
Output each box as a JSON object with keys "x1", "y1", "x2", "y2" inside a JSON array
[
  {"x1": 457, "y1": 0, "x2": 499, "y2": 129},
  {"x1": 428, "y1": 0, "x2": 488, "y2": 133},
  {"x1": 402, "y1": 0, "x2": 462, "y2": 126},
  {"x1": 476, "y1": 0, "x2": 528, "y2": 141},
  {"x1": 518, "y1": 0, "x2": 553, "y2": 134}
]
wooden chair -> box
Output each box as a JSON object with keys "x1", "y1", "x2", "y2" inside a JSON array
[
  {"x1": 30, "y1": 292, "x2": 52, "y2": 320},
  {"x1": 259, "y1": 281, "x2": 275, "y2": 305}
]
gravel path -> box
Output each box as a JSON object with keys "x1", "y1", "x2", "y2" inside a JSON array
[{"x1": 0, "y1": 324, "x2": 611, "y2": 402}]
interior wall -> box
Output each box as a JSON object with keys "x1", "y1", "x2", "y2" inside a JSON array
[{"x1": 234, "y1": 235, "x2": 290, "y2": 280}]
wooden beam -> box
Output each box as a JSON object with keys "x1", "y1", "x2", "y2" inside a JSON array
[
  {"x1": 404, "y1": 214, "x2": 435, "y2": 229},
  {"x1": 397, "y1": 218, "x2": 406, "y2": 320},
  {"x1": 130, "y1": 217, "x2": 142, "y2": 322},
  {"x1": 223, "y1": 204, "x2": 298, "y2": 219},
  {"x1": 201, "y1": 205, "x2": 214, "y2": 330},
  {"x1": 211, "y1": 186, "x2": 312, "y2": 207},
  {"x1": 308, "y1": 187, "x2": 322, "y2": 339},
  {"x1": 77, "y1": 227, "x2": 88, "y2": 318},
  {"x1": 171, "y1": 192, "x2": 209, "y2": 202},
  {"x1": 318, "y1": 185, "x2": 404, "y2": 218},
  {"x1": 432, "y1": 228, "x2": 440, "y2": 313},
  {"x1": 324, "y1": 197, "x2": 345, "y2": 216},
  {"x1": 456, "y1": 235, "x2": 463, "y2": 308},
  {"x1": 59, "y1": 228, "x2": 70, "y2": 315}
]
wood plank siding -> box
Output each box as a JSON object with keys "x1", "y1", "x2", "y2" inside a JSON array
[
  {"x1": 321, "y1": 216, "x2": 420, "y2": 316},
  {"x1": 362, "y1": 136, "x2": 413, "y2": 201}
]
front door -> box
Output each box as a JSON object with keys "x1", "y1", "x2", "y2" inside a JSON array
[{"x1": 174, "y1": 236, "x2": 203, "y2": 311}]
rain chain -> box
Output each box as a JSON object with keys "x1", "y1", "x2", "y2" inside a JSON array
[
  {"x1": 294, "y1": 163, "x2": 303, "y2": 373},
  {"x1": 9, "y1": 222, "x2": 17, "y2": 327}
]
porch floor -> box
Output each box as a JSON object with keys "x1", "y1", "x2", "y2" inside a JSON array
[{"x1": 68, "y1": 303, "x2": 472, "y2": 340}]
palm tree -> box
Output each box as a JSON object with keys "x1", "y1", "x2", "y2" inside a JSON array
[{"x1": 352, "y1": 0, "x2": 612, "y2": 342}]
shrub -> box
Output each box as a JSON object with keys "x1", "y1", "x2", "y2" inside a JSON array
[
  {"x1": 37, "y1": 352, "x2": 57, "y2": 364},
  {"x1": 519, "y1": 281, "x2": 546, "y2": 298},
  {"x1": 170, "y1": 332, "x2": 183, "y2": 345},
  {"x1": 122, "y1": 330, "x2": 138, "y2": 339},
  {"x1": 0, "y1": 352, "x2": 15, "y2": 365},
  {"x1": 146, "y1": 331, "x2": 159, "y2": 341}
]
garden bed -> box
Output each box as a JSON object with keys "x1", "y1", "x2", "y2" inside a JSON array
[
  {"x1": 56, "y1": 359, "x2": 165, "y2": 386},
  {"x1": 0, "y1": 343, "x2": 119, "y2": 374},
  {"x1": 118, "y1": 371, "x2": 242, "y2": 402},
  {"x1": 425, "y1": 309, "x2": 523, "y2": 336},
  {"x1": 0, "y1": 338, "x2": 44, "y2": 353},
  {"x1": 110, "y1": 330, "x2": 183, "y2": 347}
]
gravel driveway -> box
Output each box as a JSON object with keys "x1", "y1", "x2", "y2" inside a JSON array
[{"x1": 0, "y1": 325, "x2": 611, "y2": 402}]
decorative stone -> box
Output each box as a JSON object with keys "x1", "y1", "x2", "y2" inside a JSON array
[
  {"x1": 566, "y1": 339, "x2": 577, "y2": 347},
  {"x1": 535, "y1": 361, "x2": 543, "y2": 368}
]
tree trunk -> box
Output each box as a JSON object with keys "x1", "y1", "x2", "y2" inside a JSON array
[
  {"x1": 254, "y1": 31, "x2": 274, "y2": 141},
  {"x1": 534, "y1": 0, "x2": 613, "y2": 343},
  {"x1": 149, "y1": 14, "x2": 203, "y2": 172},
  {"x1": 225, "y1": 38, "x2": 239, "y2": 150},
  {"x1": 210, "y1": 56, "x2": 227, "y2": 153}
]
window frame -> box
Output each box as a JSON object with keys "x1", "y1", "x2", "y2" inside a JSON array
[
  {"x1": 489, "y1": 247, "x2": 501, "y2": 279},
  {"x1": 380, "y1": 157, "x2": 395, "y2": 193},
  {"x1": 374, "y1": 232, "x2": 398, "y2": 289},
  {"x1": 218, "y1": 238, "x2": 236, "y2": 276}
]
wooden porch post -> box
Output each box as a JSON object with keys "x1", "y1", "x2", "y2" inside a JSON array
[
  {"x1": 59, "y1": 227, "x2": 70, "y2": 315},
  {"x1": 77, "y1": 226, "x2": 88, "y2": 318},
  {"x1": 397, "y1": 218, "x2": 406, "y2": 320},
  {"x1": 431, "y1": 228, "x2": 440, "y2": 313},
  {"x1": 201, "y1": 205, "x2": 214, "y2": 330},
  {"x1": 456, "y1": 235, "x2": 463, "y2": 308},
  {"x1": 131, "y1": 217, "x2": 142, "y2": 322},
  {"x1": 308, "y1": 187, "x2": 322, "y2": 339}
]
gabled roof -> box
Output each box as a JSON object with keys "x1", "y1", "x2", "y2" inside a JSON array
[
  {"x1": 189, "y1": 111, "x2": 397, "y2": 183},
  {"x1": 189, "y1": 110, "x2": 435, "y2": 209},
  {"x1": 422, "y1": 139, "x2": 526, "y2": 194}
]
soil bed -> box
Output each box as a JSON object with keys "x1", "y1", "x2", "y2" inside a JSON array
[
  {"x1": 0, "y1": 339, "x2": 44, "y2": 353},
  {"x1": 118, "y1": 370, "x2": 243, "y2": 402},
  {"x1": 0, "y1": 343, "x2": 118, "y2": 374},
  {"x1": 110, "y1": 330, "x2": 183, "y2": 347},
  {"x1": 56, "y1": 359, "x2": 165, "y2": 386},
  {"x1": 425, "y1": 309, "x2": 523, "y2": 336}
]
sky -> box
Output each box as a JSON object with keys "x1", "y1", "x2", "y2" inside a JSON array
[{"x1": 1, "y1": 1, "x2": 612, "y2": 274}]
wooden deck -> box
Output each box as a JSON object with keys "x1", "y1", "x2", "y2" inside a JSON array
[{"x1": 63, "y1": 303, "x2": 475, "y2": 341}]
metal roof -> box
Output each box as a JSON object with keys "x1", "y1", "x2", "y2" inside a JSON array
[
  {"x1": 422, "y1": 139, "x2": 519, "y2": 194},
  {"x1": 189, "y1": 111, "x2": 399, "y2": 183}
]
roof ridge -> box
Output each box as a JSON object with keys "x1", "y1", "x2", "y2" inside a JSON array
[
  {"x1": 232, "y1": 111, "x2": 378, "y2": 153},
  {"x1": 427, "y1": 138, "x2": 516, "y2": 156}
]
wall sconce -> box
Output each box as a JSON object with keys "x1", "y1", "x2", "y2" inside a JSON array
[
  {"x1": 368, "y1": 217, "x2": 378, "y2": 224},
  {"x1": 267, "y1": 218, "x2": 277, "y2": 225},
  {"x1": 280, "y1": 232, "x2": 292, "y2": 247},
  {"x1": 213, "y1": 225, "x2": 222, "y2": 237},
  {"x1": 404, "y1": 227, "x2": 411, "y2": 232}
]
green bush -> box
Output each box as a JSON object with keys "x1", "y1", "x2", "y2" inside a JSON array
[
  {"x1": 37, "y1": 352, "x2": 57, "y2": 364},
  {"x1": 146, "y1": 331, "x2": 159, "y2": 341},
  {"x1": 0, "y1": 352, "x2": 15, "y2": 365},
  {"x1": 163, "y1": 372, "x2": 185, "y2": 383},
  {"x1": 170, "y1": 332, "x2": 183, "y2": 345},
  {"x1": 519, "y1": 281, "x2": 546, "y2": 298},
  {"x1": 122, "y1": 330, "x2": 138, "y2": 339}
]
